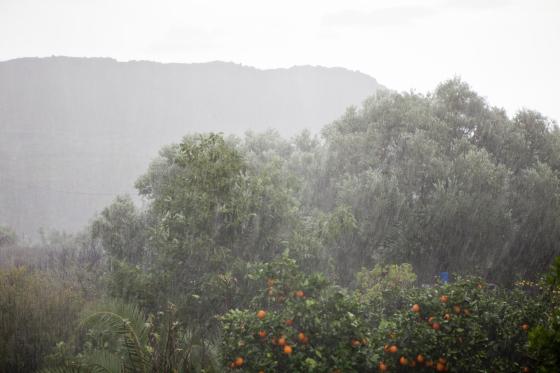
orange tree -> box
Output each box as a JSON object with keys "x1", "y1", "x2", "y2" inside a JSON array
[
  {"x1": 220, "y1": 257, "x2": 553, "y2": 372},
  {"x1": 220, "y1": 255, "x2": 379, "y2": 372},
  {"x1": 529, "y1": 256, "x2": 560, "y2": 372},
  {"x1": 373, "y1": 277, "x2": 551, "y2": 372}
]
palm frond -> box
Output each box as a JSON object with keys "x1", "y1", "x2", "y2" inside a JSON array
[
  {"x1": 82, "y1": 349, "x2": 124, "y2": 373},
  {"x1": 81, "y1": 301, "x2": 150, "y2": 373}
]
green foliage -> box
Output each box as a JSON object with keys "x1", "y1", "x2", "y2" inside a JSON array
[
  {"x1": 221, "y1": 260, "x2": 555, "y2": 372},
  {"x1": 47, "y1": 301, "x2": 220, "y2": 373},
  {"x1": 529, "y1": 257, "x2": 560, "y2": 372},
  {"x1": 316, "y1": 79, "x2": 560, "y2": 283},
  {"x1": 0, "y1": 225, "x2": 17, "y2": 247},
  {"x1": 221, "y1": 256, "x2": 374, "y2": 372},
  {"x1": 92, "y1": 195, "x2": 146, "y2": 264},
  {"x1": 0, "y1": 267, "x2": 84, "y2": 372},
  {"x1": 355, "y1": 263, "x2": 417, "y2": 321},
  {"x1": 133, "y1": 133, "x2": 299, "y2": 330}
]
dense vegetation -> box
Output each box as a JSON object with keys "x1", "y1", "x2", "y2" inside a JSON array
[{"x1": 1, "y1": 79, "x2": 559, "y2": 372}]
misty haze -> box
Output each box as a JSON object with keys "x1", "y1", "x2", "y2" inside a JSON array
[{"x1": 0, "y1": 1, "x2": 559, "y2": 372}]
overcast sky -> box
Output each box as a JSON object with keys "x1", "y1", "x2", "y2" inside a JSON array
[{"x1": 1, "y1": 0, "x2": 558, "y2": 122}]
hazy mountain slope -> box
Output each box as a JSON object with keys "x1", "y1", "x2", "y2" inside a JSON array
[{"x1": 0, "y1": 57, "x2": 381, "y2": 239}]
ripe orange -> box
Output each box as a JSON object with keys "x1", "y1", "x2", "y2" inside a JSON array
[
  {"x1": 444, "y1": 313, "x2": 451, "y2": 321},
  {"x1": 438, "y1": 357, "x2": 447, "y2": 365},
  {"x1": 351, "y1": 339, "x2": 361, "y2": 348},
  {"x1": 432, "y1": 322, "x2": 441, "y2": 330},
  {"x1": 234, "y1": 356, "x2": 244, "y2": 367},
  {"x1": 283, "y1": 345, "x2": 293, "y2": 355},
  {"x1": 295, "y1": 290, "x2": 305, "y2": 298},
  {"x1": 521, "y1": 367, "x2": 530, "y2": 373},
  {"x1": 278, "y1": 336, "x2": 286, "y2": 346},
  {"x1": 257, "y1": 310, "x2": 267, "y2": 320},
  {"x1": 378, "y1": 361, "x2": 388, "y2": 372},
  {"x1": 285, "y1": 319, "x2": 294, "y2": 326},
  {"x1": 453, "y1": 305, "x2": 461, "y2": 315},
  {"x1": 399, "y1": 356, "x2": 408, "y2": 366},
  {"x1": 440, "y1": 295, "x2": 449, "y2": 303},
  {"x1": 258, "y1": 329, "x2": 267, "y2": 338},
  {"x1": 521, "y1": 323, "x2": 529, "y2": 331},
  {"x1": 298, "y1": 332, "x2": 306, "y2": 342},
  {"x1": 389, "y1": 345, "x2": 398, "y2": 353},
  {"x1": 411, "y1": 304, "x2": 421, "y2": 313},
  {"x1": 436, "y1": 362, "x2": 446, "y2": 372},
  {"x1": 416, "y1": 354, "x2": 425, "y2": 363}
]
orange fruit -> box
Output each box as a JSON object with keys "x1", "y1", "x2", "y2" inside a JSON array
[
  {"x1": 399, "y1": 356, "x2": 408, "y2": 366},
  {"x1": 259, "y1": 370, "x2": 265, "y2": 373},
  {"x1": 389, "y1": 345, "x2": 398, "y2": 353},
  {"x1": 428, "y1": 316, "x2": 435, "y2": 324},
  {"x1": 432, "y1": 322, "x2": 441, "y2": 330},
  {"x1": 438, "y1": 357, "x2": 447, "y2": 364},
  {"x1": 426, "y1": 360, "x2": 433, "y2": 367},
  {"x1": 416, "y1": 354, "x2": 425, "y2": 363},
  {"x1": 444, "y1": 313, "x2": 451, "y2": 321},
  {"x1": 521, "y1": 367, "x2": 530, "y2": 373},
  {"x1": 440, "y1": 295, "x2": 449, "y2": 303},
  {"x1": 298, "y1": 332, "x2": 306, "y2": 342},
  {"x1": 378, "y1": 361, "x2": 388, "y2": 372},
  {"x1": 521, "y1": 323, "x2": 529, "y2": 331},
  {"x1": 234, "y1": 356, "x2": 244, "y2": 367},
  {"x1": 295, "y1": 290, "x2": 305, "y2": 298},
  {"x1": 351, "y1": 339, "x2": 361, "y2": 348},
  {"x1": 453, "y1": 305, "x2": 461, "y2": 315},
  {"x1": 285, "y1": 319, "x2": 294, "y2": 326},
  {"x1": 258, "y1": 329, "x2": 267, "y2": 338},
  {"x1": 257, "y1": 310, "x2": 267, "y2": 320},
  {"x1": 278, "y1": 336, "x2": 286, "y2": 346},
  {"x1": 283, "y1": 345, "x2": 293, "y2": 355},
  {"x1": 436, "y1": 362, "x2": 446, "y2": 372},
  {"x1": 411, "y1": 304, "x2": 421, "y2": 313}
]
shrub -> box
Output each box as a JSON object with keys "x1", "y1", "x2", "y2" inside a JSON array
[{"x1": 0, "y1": 267, "x2": 84, "y2": 372}]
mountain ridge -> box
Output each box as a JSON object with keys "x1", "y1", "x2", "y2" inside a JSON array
[{"x1": 0, "y1": 56, "x2": 382, "y2": 239}]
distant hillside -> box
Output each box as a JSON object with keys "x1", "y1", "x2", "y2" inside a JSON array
[{"x1": 0, "y1": 57, "x2": 381, "y2": 239}]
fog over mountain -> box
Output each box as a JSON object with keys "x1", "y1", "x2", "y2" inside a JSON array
[{"x1": 0, "y1": 57, "x2": 381, "y2": 240}]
